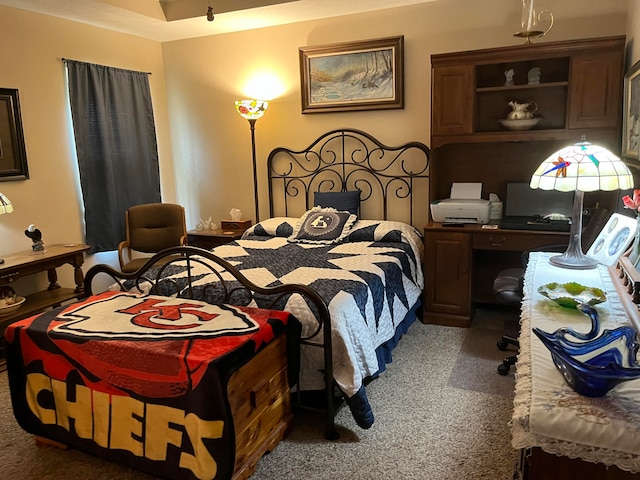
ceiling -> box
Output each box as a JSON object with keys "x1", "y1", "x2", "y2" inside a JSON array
[{"x1": 0, "y1": 0, "x2": 440, "y2": 42}]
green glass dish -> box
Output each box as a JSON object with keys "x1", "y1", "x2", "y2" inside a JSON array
[{"x1": 538, "y1": 282, "x2": 606, "y2": 309}]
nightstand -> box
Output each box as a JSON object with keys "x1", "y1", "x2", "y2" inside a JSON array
[{"x1": 187, "y1": 229, "x2": 246, "y2": 250}]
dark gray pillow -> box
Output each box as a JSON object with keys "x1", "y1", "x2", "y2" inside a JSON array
[
  {"x1": 289, "y1": 207, "x2": 357, "y2": 244},
  {"x1": 314, "y1": 190, "x2": 360, "y2": 215}
]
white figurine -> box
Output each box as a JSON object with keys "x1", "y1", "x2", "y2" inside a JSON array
[
  {"x1": 504, "y1": 69, "x2": 515, "y2": 86},
  {"x1": 528, "y1": 67, "x2": 541, "y2": 85}
]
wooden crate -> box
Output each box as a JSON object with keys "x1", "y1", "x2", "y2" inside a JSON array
[{"x1": 227, "y1": 334, "x2": 293, "y2": 480}]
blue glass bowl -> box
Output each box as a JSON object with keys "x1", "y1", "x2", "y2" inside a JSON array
[{"x1": 533, "y1": 304, "x2": 640, "y2": 397}]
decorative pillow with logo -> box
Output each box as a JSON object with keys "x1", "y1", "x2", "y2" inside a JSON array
[{"x1": 289, "y1": 206, "x2": 357, "y2": 244}]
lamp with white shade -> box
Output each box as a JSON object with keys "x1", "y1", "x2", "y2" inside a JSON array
[
  {"x1": 0, "y1": 191, "x2": 14, "y2": 264},
  {"x1": 530, "y1": 137, "x2": 634, "y2": 269}
]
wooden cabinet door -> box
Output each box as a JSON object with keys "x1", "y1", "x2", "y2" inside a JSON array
[
  {"x1": 568, "y1": 50, "x2": 623, "y2": 130},
  {"x1": 431, "y1": 64, "x2": 474, "y2": 136},
  {"x1": 424, "y1": 230, "x2": 471, "y2": 324}
]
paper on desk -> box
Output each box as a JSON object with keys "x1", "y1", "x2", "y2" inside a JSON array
[{"x1": 450, "y1": 182, "x2": 482, "y2": 199}]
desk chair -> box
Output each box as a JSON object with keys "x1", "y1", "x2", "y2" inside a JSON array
[
  {"x1": 494, "y1": 268, "x2": 525, "y2": 375},
  {"x1": 493, "y1": 208, "x2": 611, "y2": 375},
  {"x1": 118, "y1": 203, "x2": 188, "y2": 273}
]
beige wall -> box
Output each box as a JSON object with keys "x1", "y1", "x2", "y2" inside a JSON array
[
  {"x1": 162, "y1": 0, "x2": 628, "y2": 231},
  {"x1": 0, "y1": 5, "x2": 172, "y2": 292},
  {"x1": 0, "y1": 0, "x2": 630, "y2": 294}
]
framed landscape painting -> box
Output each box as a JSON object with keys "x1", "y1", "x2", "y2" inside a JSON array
[
  {"x1": 623, "y1": 60, "x2": 640, "y2": 160},
  {"x1": 0, "y1": 88, "x2": 29, "y2": 181},
  {"x1": 299, "y1": 36, "x2": 404, "y2": 114}
]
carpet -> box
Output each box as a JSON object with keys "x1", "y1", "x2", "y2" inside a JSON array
[
  {"x1": 447, "y1": 306, "x2": 521, "y2": 398},
  {"x1": 0, "y1": 309, "x2": 520, "y2": 480}
]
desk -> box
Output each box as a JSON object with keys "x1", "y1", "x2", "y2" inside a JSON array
[
  {"x1": 512, "y1": 252, "x2": 640, "y2": 479},
  {"x1": 0, "y1": 244, "x2": 90, "y2": 336},
  {"x1": 423, "y1": 223, "x2": 568, "y2": 327}
]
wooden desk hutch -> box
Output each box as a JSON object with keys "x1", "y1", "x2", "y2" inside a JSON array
[{"x1": 424, "y1": 35, "x2": 628, "y2": 327}]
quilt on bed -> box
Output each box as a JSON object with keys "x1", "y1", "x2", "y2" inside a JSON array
[{"x1": 121, "y1": 218, "x2": 424, "y2": 428}]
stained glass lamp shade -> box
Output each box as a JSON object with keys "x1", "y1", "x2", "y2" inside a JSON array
[
  {"x1": 234, "y1": 100, "x2": 268, "y2": 120},
  {"x1": 0, "y1": 192, "x2": 12, "y2": 215},
  {"x1": 530, "y1": 139, "x2": 634, "y2": 269}
]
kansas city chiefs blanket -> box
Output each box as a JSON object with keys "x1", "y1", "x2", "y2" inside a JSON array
[{"x1": 5, "y1": 291, "x2": 300, "y2": 480}]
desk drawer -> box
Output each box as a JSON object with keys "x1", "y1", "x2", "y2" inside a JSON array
[{"x1": 473, "y1": 231, "x2": 567, "y2": 251}]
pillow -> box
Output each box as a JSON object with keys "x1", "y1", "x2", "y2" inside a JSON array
[
  {"x1": 244, "y1": 217, "x2": 297, "y2": 238},
  {"x1": 314, "y1": 190, "x2": 360, "y2": 215},
  {"x1": 289, "y1": 207, "x2": 357, "y2": 244}
]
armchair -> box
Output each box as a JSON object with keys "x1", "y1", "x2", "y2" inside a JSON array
[{"x1": 118, "y1": 203, "x2": 187, "y2": 273}]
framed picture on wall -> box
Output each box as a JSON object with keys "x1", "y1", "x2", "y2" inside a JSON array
[
  {"x1": 623, "y1": 60, "x2": 640, "y2": 160},
  {"x1": 0, "y1": 88, "x2": 29, "y2": 181},
  {"x1": 299, "y1": 36, "x2": 404, "y2": 114}
]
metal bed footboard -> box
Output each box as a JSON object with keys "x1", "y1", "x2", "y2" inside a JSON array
[{"x1": 83, "y1": 245, "x2": 338, "y2": 440}]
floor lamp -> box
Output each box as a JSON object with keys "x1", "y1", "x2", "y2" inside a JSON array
[
  {"x1": 0, "y1": 191, "x2": 14, "y2": 264},
  {"x1": 234, "y1": 99, "x2": 269, "y2": 224},
  {"x1": 529, "y1": 137, "x2": 633, "y2": 269}
]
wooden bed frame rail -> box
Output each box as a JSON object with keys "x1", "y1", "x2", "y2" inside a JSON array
[
  {"x1": 83, "y1": 245, "x2": 339, "y2": 440},
  {"x1": 267, "y1": 128, "x2": 430, "y2": 229}
]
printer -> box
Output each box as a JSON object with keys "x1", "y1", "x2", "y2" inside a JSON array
[{"x1": 430, "y1": 182, "x2": 490, "y2": 224}]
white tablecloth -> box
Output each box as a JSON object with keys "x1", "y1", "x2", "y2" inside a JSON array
[{"x1": 511, "y1": 252, "x2": 640, "y2": 472}]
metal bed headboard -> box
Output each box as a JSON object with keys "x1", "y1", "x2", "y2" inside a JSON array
[{"x1": 267, "y1": 128, "x2": 430, "y2": 229}]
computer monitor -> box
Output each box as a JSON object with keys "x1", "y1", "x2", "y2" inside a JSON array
[{"x1": 505, "y1": 182, "x2": 574, "y2": 218}]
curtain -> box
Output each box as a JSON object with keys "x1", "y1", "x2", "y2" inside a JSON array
[{"x1": 66, "y1": 60, "x2": 161, "y2": 254}]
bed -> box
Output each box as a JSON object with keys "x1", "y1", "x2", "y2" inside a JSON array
[
  {"x1": 8, "y1": 129, "x2": 430, "y2": 454},
  {"x1": 107, "y1": 129, "x2": 430, "y2": 438}
]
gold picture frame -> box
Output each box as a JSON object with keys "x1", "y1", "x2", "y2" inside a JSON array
[
  {"x1": 0, "y1": 88, "x2": 29, "y2": 181},
  {"x1": 299, "y1": 36, "x2": 404, "y2": 114},
  {"x1": 623, "y1": 59, "x2": 640, "y2": 159}
]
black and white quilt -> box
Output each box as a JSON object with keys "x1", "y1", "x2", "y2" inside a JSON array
[{"x1": 119, "y1": 217, "x2": 424, "y2": 428}]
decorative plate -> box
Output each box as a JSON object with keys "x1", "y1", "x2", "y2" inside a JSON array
[
  {"x1": 538, "y1": 282, "x2": 606, "y2": 309},
  {"x1": 498, "y1": 118, "x2": 541, "y2": 130},
  {"x1": 0, "y1": 296, "x2": 25, "y2": 317}
]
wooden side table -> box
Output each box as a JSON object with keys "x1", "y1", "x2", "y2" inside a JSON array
[
  {"x1": 187, "y1": 229, "x2": 246, "y2": 250},
  {"x1": 0, "y1": 243, "x2": 90, "y2": 336}
]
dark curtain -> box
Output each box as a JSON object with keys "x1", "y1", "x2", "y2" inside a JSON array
[{"x1": 66, "y1": 60, "x2": 161, "y2": 254}]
